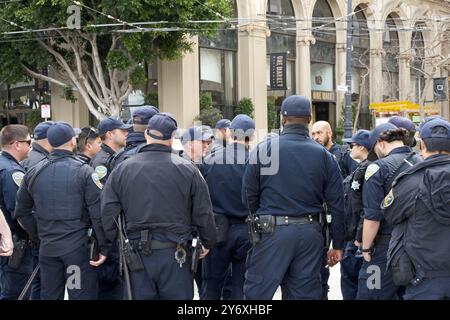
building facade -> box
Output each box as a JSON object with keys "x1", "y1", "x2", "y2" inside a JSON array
[{"x1": 1, "y1": 0, "x2": 449, "y2": 134}]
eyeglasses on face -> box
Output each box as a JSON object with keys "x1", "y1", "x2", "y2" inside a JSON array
[{"x1": 11, "y1": 140, "x2": 32, "y2": 146}]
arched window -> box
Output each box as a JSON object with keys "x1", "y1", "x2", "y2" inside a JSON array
[
  {"x1": 266, "y1": 0, "x2": 296, "y2": 128},
  {"x1": 199, "y1": 1, "x2": 238, "y2": 119},
  {"x1": 383, "y1": 14, "x2": 400, "y2": 101}
]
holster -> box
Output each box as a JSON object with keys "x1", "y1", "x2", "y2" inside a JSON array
[
  {"x1": 258, "y1": 215, "x2": 275, "y2": 234},
  {"x1": 8, "y1": 235, "x2": 28, "y2": 269},
  {"x1": 390, "y1": 248, "x2": 415, "y2": 286},
  {"x1": 123, "y1": 240, "x2": 144, "y2": 272},
  {"x1": 88, "y1": 236, "x2": 99, "y2": 261},
  {"x1": 214, "y1": 214, "x2": 229, "y2": 246},
  {"x1": 246, "y1": 215, "x2": 261, "y2": 246}
]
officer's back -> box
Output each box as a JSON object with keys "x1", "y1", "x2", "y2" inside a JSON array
[
  {"x1": 101, "y1": 113, "x2": 216, "y2": 300},
  {"x1": 242, "y1": 95, "x2": 345, "y2": 300},
  {"x1": 22, "y1": 121, "x2": 54, "y2": 171}
]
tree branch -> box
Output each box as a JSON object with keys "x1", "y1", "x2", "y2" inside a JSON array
[{"x1": 21, "y1": 64, "x2": 69, "y2": 88}]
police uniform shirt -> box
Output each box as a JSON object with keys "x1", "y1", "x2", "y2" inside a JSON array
[
  {"x1": 90, "y1": 143, "x2": 116, "y2": 184},
  {"x1": 77, "y1": 153, "x2": 91, "y2": 165},
  {"x1": 15, "y1": 150, "x2": 108, "y2": 257},
  {"x1": 22, "y1": 142, "x2": 50, "y2": 171},
  {"x1": 382, "y1": 154, "x2": 450, "y2": 274},
  {"x1": 200, "y1": 142, "x2": 249, "y2": 219},
  {"x1": 0, "y1": 151, "x2": 27, "y2": 237},
  {"x1": 243, "y1": 124, "x2": 346, "y2": 249},
  {"x1": 362, "y1": 146, "x2": 417, "y2": 235},
  {"x1": 101, "y1": 144, "x2": 216, "y2": 248}
]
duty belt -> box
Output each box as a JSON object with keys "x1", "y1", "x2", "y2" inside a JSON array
[{"x1": 273, "y1": 214, "x2": 319, "y2": 226}]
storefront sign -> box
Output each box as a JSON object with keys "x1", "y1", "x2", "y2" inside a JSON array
[
  {"x1": 434, "y1": 77, "x2": 447, "y2": 101},
  {"x1": 270, "y1": 53, "x2": 287, "y2": 90},
  {"x1": 312, "y1": 91, "x2": 336, "y2": 102}
]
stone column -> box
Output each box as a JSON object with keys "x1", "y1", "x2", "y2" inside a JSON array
[
  {"x1": 399, "y1": 53, "x2": 412, "y2": 101},
  {"x1": 158, "y1": 36, "x2": 200, "y2": 129},
  {"x1": 369, "y1": 48, "x2": 384, "y2": 104},
  {"x1": 237, "y1": 24, "x2": 268, "y2": 135},
  {"x1": 296, "y1": 35, "x2": 315, "y2": 101},
  {"x1": 335, "y1": 43, "x2": 347, "y2": 120}
]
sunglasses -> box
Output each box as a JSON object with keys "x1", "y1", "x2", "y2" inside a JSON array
[
  {"x1": 11, "y1": 140, "x2": 32, "y2": 146},
  {"x1": 349, "y1": 143, "x2": 359, "y2": 149}
]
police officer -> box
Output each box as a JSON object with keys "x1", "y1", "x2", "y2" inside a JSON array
[
  {"x1": 242, "y1": 95, "x2": 345, "y2": 300},
  {"x1": 77, "y1": 127, "x2": 102, "y2": 164},
  {"x1": 112, "y1": 105, "x2": 159, "y2": 168},
  {"x1": 311, "y1": 120, "x2": 358, "y2": 177},
  {"x1": 357, "y1": 123, "x2": 422, "y2": 300},
  {"x1": 90, "y1": 117, "x2": 131, "y2": 184},
  {"x1": 14, "y1": 122, "x2": 109, "y2": 300},
  {"x1": 210, "y1": 119, "x2": 231, "y2": 155},
  {"x1": 388, "y1": 116, "x2": 417, "y2": 147},
  {"x1": 0, "y1": 125, "x2": 33, "y2": 300},
  {"x1": 0, "y1": 210, "x2": 13, "y2": 257},
  {"x1": 180, "y1": 126, "x2": 213, "y2": 164},
  {"x1": 382, "y1": 118, "x2": 450, "y2": 299},
  {"x1": 101, "y1": 113, "x2": 216, "y2": 300},
  {"x1": 340, "y1": 129, "x2": 371, "y2": 300},
  {"x1": 20, "y1": 121, "x2": 54, "y2": 300},
  {"x1": 199, "y1": 114, "x2": 254, "y2": 300},
  {"x1": 22, "y1": 121, "x2": 54, "y2": 171}
]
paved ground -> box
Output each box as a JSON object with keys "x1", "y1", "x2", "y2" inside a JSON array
[{"x1": 194, "y1": 262, "x2": 343, "y2": 300}]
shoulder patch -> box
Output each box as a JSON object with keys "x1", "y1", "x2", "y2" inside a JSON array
[
  {"x1": 12, "y1": 171, "x2": 25, "y2": 187},
  {"x1": 381, "y1": 189, "x2": 395, "y2": 209},
  {"x1": 91, "y1": 173, "x2": 103, "y2": 190},
  {"x1": 95, "y1": 165, "x2": 108, "y2": 180},
  {"x1": 365, "y1": 164, "x2": 380, "y2": 181}
]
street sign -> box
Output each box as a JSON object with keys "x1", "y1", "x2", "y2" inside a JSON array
[
  {"x1": 41, "y1": 104, "x2": 51, "y2": 119},
  {"x1": 434, "y1": 77, "x2": 447, "y2": 101},
  {"x1": 337, "y1": 85, "x2": 349, "y2": 92}
]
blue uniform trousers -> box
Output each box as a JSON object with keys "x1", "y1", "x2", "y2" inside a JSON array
[
  {"x1": 39, "y1": 245, "x2": 98, "y2": 300},
  {"x1": 130, "y1": 247, "x2": 193, "y2": 300},
  {"x1": 0, "y1": 246, "x2": 33, "y2": 300},
  {"x1": 404, "y1": 277, "x2": 450, "y2": 300},
  {"x1": 340, "y1": 242, "x2": 363, "y2": 300},
  {"x1": 244, "y1": 223, "x2": 323, "y2": 300},
  {"x1": 201, "y1": 223, "x2": 251, "y2": 300},
  {"x1": 356, "y1": 244, "x2": 399, "y2": 300}
]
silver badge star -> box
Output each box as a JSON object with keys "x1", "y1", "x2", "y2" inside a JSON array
[{"x1": 351, "y1": 180, "x2": 361, "y2": 191}]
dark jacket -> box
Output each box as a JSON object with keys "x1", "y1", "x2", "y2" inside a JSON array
[
  {"x1": 90, "y1": 143, "x2": 116, "y2": 185},
  {"x1": 15, "y1": 150, "x2": 109, "y2": 257},
  {"x1": 329, "y1": 143, "x2": 358, "y2": 178},
  {"x1": 22, "y1": 142, "x2": 50, "y2": 171},
  {"x1": 242, "y1": 124, "x2": 346, "y2": 249},
  {"x1": 383, "y1": 154, "x2": 450, "y2": 278},
  {"x1": 101, "y1": 144, "x2": 217, "y2": 249},
  {"x1": 200, "y1": 142, "x2": 249, "y2": 218}
]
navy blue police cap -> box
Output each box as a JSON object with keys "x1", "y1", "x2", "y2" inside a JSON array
[
  {"x1": 132, "y1": 105, "x2": 159, "y2": 125},
  {"x1": 420, "y1": 118, "x2": 450, "y2": 150},
  {"x1": 343, "y1": 129, "x2": 371, "y2": 150},
  {"x1": 146, "y1": 112, "x2": 178, "y2": 140},
  {"x1": 98, "y1": 116, "x2": 132, "y2": 135},
  {"x1": 230, "y1": 114, "x2": 255, "y2": 138},
  {"x1": 47, "y1": 122, "x2": 76, "y2": 147},
  {"x1": 280, "y1": 95, "x2": 312, "y2": 117},
  {"x1": 388, "y1": 116, "x2": 416, "y2": 132},
  {"x1": 181, "y1": 126, "x2": 213, "y2": 145},
  {"x1": 418, "y1": 115, "x2": 445, "y2": 133},
  {"x1": 33, "y1": 121, "x2": 55, "y2": 140},
  {"x1": 215, "y1": 119, "x2": 231, "y2": 129},
  {"x1": 367, "y1": 122, "x2": 398, "y2": 161}
]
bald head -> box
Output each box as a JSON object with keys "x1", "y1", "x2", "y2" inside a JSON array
[{"x1": 311, "y1": 121, "x2": 333, "y2": 149}]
